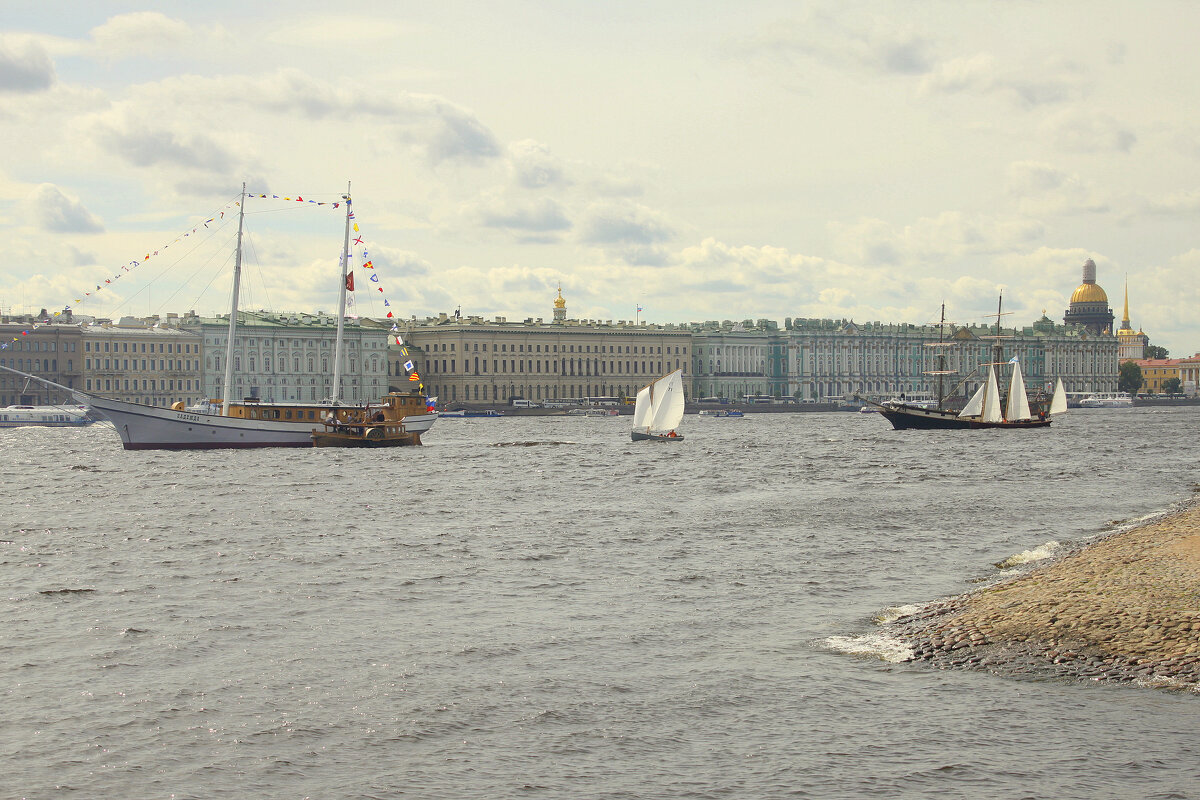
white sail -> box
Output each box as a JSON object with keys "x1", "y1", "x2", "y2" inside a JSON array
[
  {"x1": 631, "y1": 385, "x2": 652, "y2": 430},
  {"x1": 1006, "y1": 361, "x2": 1031, "y2": 421},
  {"x1": 1049, "y1": 378, "x2": 1068, "y2": 415},
  {"x1": 649, "y1": 370, "x2": 685, "y2": 432},
  {"x1": 959, "y1": 381, "x2": 986, "y2": 418},
  {"x1": 981, "y1": 366, "x2": 1003, "y2": 423}
]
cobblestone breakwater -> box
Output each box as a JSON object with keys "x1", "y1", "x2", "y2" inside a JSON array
[{"x1": 894, "y1": 501, "x2": 1200, "y2": 691}]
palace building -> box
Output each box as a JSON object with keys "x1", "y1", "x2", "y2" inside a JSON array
[{"x1": 397, "y1": 289, "x2": 690, "y2": 405}]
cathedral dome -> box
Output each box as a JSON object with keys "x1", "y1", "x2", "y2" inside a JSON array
[{"x1": 1071, "y1": 282, "x2": 1108, "y2": 304}]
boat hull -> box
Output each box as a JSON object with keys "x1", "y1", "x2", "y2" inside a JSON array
[
  {"x1": 878, "y1": 404, "x2": 1051, "y2": 430},
  {"x1": 631, "y1": 430, "x2": 684, "y2": 442},
  {"x1": 87, "y1": 395, "x2": 437, "y2": 450},
  {"x1": 312, "y1": 426, "x2": 422, "y2": 447}
]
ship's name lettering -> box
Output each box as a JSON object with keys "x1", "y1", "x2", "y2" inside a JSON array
[{"x1": 176, "y1": 412, "x2": 202, "y2": 422}]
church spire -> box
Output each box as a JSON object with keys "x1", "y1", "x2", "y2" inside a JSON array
[{"x1": 1121, "y1": 275, "x2": 1131, "y2": 329}]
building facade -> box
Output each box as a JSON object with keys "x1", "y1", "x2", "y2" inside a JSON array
[
  {"x1": 1134, "y1": 358, "x2": 1183, "y2": 394},
  {"x1": 193, "y1": 311, "x2": 391, "y2": 404},
  {"x1": 1177, "y1": 354, "x2": 1200, "y2": 396},
  {"x1": 399, "y1": 292, "x2": 691, "y2": 405},
  {"x1": 81, "y1": 321, "x2": 203, "y2": 407},
  {"x1": 686, "y1": 313, "x2": 1118, "y2": 403},
  {"x1": 0, "y1": 318, "x2": 83, "y2": 406},
  {"x1": 690, "y1": 321, "x2": 775, "y2": 400}
]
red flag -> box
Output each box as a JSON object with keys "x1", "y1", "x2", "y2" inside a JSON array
[
  {"x1": 386, "y1": 311, "x2": 393, "y2": 318},
  {"x1": 345, "y1": 273, "x2": 355, "y2": 291}
]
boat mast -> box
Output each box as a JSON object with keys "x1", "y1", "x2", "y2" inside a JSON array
[
  {"x1": 220, "y1": 183, "x2": 247, "y2": 416},
  {"x1": 331, "y1": 181, "x2": 352, "y2": 404},
  {"x1": 936, "y1": 303, "x2": 946, "y2": 408},
  {"x1": 993, "y1": 291, "x2": 1004, "y2": 367}
]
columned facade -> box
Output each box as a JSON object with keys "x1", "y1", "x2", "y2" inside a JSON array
[
  {"x1": 400, "y1": 314, "x2": 690, "y2": 405},
  {"x1": 192, "y1": 311, "x2": 391, "y2": 404}
]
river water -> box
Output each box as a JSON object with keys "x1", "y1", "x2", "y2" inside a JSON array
[{"x1": 3, "y1": 407, "x2": 1199, "y2": 799}]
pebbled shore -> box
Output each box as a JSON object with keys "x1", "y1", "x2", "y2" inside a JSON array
[{"x1": 893, "y1": 499, "x2": 1200, "y2": 691}]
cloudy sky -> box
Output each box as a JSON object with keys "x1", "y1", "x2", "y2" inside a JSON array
[{"x1": 2, "y1": 1, "x2": 1198, "y2": 353}]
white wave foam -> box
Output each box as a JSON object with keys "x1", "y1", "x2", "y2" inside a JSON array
[
  {"x1": 822, "y1": 632, "x2": 914, "y2": 663},
  {"x1": 995, "y1": 540, "x2": 1061, "y2": 569}
]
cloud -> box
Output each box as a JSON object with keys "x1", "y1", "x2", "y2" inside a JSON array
[
  {"x1": 508, "y1": 140, "x2": 567, "y2": 189},
  {"x1": 91, "y1": 119, "x2": 237, "y2": 175},
  {"x1": 579, "y1": 202, "x2": 672, "y2": 246},
  {"x1": 26, "y1": 184, "x2": 103, "y2": 233},
  {"x1": 218, "y1": 70, "x2": 502, "y2": 166},
  {"x1": 0, "y1": 37, "x2": 56, "y2": 93},
  {"x1": 828, "y1": 211, "x2": 1044, "y2": 266},
  {"x1": 425, "y1": 102, "x2": 501, "y2": 165},
  {"x1": 264, "y1": 16, "x2": 408, "y2": 48},
  {"x1": 1006, "y1": 161, "x2": 1109, "y2": 215},
  {"x1": 1039, "y1": 108, "x2": 1137, "y2": 153},
  {"x1": 88, "y1": 12, "x2": 195, "y2": 57},
  {"x1": 918, "y1": 53, "x2": 1090, "y2": 108},
  {"x1": 1136, "y1": 189, "x2": 1200, "y2": 216},
  {"x1": 471, "y1": 192, "x2": 571, "y2": 236},
  {"x1": 739, "y1": 13, "x2": 935, "y2": 76},
  {"x1": 578, "y1": 202, "x2": 674, "y2": 265}
]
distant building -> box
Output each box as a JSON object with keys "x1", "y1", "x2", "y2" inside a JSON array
[
  {"x1": 190, "y1": 311, "x2": 391, "y2": 404},
  {"x1": 81, "y1": 321, "x2": 202, "y2": 407},
  {"x1": 398, "y1": 289, "x2": 691, "y2": 405},
  {"x1": 1134, "y1": 358, "x2": 1182, "y2": 394},
  {"x1": 1063, "y1": 258, "x2": 1115, "y2": 335},
  {"x1": 764, "y1": 313, "x2": 1116, "y2": 402},
  {"x1": 1177, "y1": 354, "x2": 1200, "y2": 397},
  {"x1": 1115, "y1": 278, "x2": 1149, "y2": 361},
  {"x1": 0, "y1": 320, "x2": 82, "y2": 405},
  {"x1": 691, "y1": 320, "x2": 774, "y2": 400}
]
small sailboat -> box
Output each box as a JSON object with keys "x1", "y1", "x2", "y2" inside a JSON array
[{"x1": 631, "y1": 369, "x2": 685, "y2": 441}]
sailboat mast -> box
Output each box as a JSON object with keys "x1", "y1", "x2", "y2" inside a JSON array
[
  {"x1": 936, "y1": 302, "x2": 946, "y2": 409},
  {"x1": 220, "y1": 183, "x2": 247, "y2": 416},
  {"x1": 331, "y1": 182, "x2": 352, "y2": 404},
  {"x1": 993, "y1": 291, "x2": 1004, "y2": 366}
]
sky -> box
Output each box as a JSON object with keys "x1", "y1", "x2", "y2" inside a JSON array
[{"x1": 1, "y1": 1, "x2": 1198, "y2": 354}]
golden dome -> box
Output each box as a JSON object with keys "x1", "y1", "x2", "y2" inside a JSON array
[
  {"x1": 1070, "y1": 282, "x2": 1108, "y2": 304},
  {"x1": 554, "y1": 286, "x2": 566, "y2": 309}
]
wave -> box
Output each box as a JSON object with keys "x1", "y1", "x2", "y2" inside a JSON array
[
  {"x1": 821, "y1": 632, "x2": 914, "y2": 663},
  {"x1": 994, "y1": 540, "x2": 1062, "y2": 569}
]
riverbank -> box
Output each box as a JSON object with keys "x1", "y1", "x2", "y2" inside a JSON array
[{"x1": 893, "y1": 497, "x2": 1200, "y2": 691}]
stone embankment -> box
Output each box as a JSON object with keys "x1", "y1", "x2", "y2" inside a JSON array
[{"x1": 895, "y1": 500, "x2": 1200, "y2": 690}]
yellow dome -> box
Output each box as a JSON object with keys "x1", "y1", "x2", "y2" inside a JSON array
[
  {"x1": 554, "y1": 286, "x2": 566, "y2": 309},
  {"x1": 1070, "y1": 282, "x2": 1108, "y2": 304}
]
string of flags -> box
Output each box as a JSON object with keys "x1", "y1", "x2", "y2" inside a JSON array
[
  {"x1": 5, "y1": 192, "x2": 426, "y2": 398},
  {"x1": 338, "y1": 206, "x2": 425, "y2": 393},
  {"x1": 5, "y1": 195, "x2": 254, "y2": 348}
]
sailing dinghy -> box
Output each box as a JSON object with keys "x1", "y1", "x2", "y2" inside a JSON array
[{"x1": 631, "y1": 369, "x2": 685, "y2": 442}]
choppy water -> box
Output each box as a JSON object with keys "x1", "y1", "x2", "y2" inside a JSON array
[{"x1": 3, "y1": 408, "x2": 1200, "y2": 799}]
